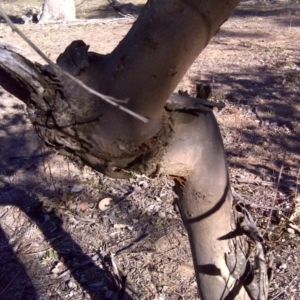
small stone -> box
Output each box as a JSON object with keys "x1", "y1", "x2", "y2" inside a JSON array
[
  {"x1": 287, "y1": 228, "x2": 295, "y2": 234},
  {"x1": 158, "y1": 294, "x2": 165, "y2": 300},
  {"x1": 70, "y1": 185, "x2": 84, "y2": 193},
  {"x1": 139, "y1": 181, "x2": 148, "y2": 188},
  {"x1": 98, "y1": 198, "x2": 113, "y2": 211},
  {"x1": 67, "y1": 280, "x2": 77, "y2": 289},
  {"x1": 279, "y1": 263, "x2": 287, "y2": 269},
  {"x1": 69, "y1": 203, "x2": 77, "y2": 210},
  {"x1": 158, "y1": 211, "x2": 166, "y2": 218}
]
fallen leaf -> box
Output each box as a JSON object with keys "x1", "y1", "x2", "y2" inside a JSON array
[{"x1": 79, "y1": 202, "x2": 89, "y2": 211}]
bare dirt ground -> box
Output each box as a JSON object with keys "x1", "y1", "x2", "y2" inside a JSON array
[{"x1": 0, "y1": 0, "x2": 300, "y2": 299}]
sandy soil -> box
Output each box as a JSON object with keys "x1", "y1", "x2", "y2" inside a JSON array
[{"x1": 0, "y1": 0, "x2": 300, "y2": 299}]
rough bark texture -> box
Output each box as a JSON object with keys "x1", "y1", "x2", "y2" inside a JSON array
[
  {"x1": 0, "y1": 0, "x2": 268, "y2": 299},
  {"x1": 39, "y1": 0, "x2": 76, "y2": 23}
]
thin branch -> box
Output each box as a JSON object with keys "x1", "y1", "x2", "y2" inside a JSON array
[
  {"x1": 271, "y1": 275, "x2": 298, "y2": 300},
  {"x1": 0, "y1": 4, "x2": 148, "y2": 123},
  {"x1": 232, "y1": 190, "x2": 288, "y2": 211}
]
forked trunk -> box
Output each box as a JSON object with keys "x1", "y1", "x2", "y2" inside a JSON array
[{"x1": 0, "y1": 0, "x2": 270, "y2": 298}]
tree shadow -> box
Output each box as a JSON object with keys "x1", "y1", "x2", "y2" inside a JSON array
[
  {"x1": 0, "y1": 87, "x2": 187, "y2": 300},
  {"x1": 190, "y1": 63, "x2": 300, "y2": 189},
  {"x1": 233, "y1": 2, "x2": 296, "y2": 18},
  {"x1": 0, "y1": 182, "x2": 135, "y2": 300},
  {"x1": 219, "y1": 28, "x2": 270, "y2": 39},
  {"x1": 188, "y1": 2, "x2": 299, "y2": 185},
  {"x1": 0, "y1": 101, "x2": 46, "y2": 176},
  {"x1": 0, "y1": 90, "x2": 136, "y2": 299},
  {"x1": 231, "y1": 2, "x2": 300, "y2": 28},
  {"x1": 0, "y1": 226, "x2": 38, "y2": 300},
  {"x1": 77, "y1": 2, "x2": 145, "y2": 20},
  {"x1": 0, "y1": 15, "x2": 25, "y2": 24}
]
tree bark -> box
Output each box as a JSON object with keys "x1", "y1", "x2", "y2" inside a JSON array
[
  {"x1": 161, "y1": 111, "x2": 249, "y2": 299},
  {"x1": 0, "y1": 0, "x2": 270, "y2": 299},
  {"x1": 39, "y1": 0, "x2": 76, "y2": 23}
]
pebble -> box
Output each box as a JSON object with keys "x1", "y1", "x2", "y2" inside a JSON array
[
  {"x1": 67, "y1": 280, "x2": 77, "y2": 289},
  {"x1": 69, "y1": 203, "x2": 77, "y2": 210},
  {"x1": 158, "y1": 211, "x2": 166, "y2": 218},
  {"x1": 279, "y1": 263, "x2": 287, "y2": 269},
  {"x1": 70, "y1": 185, "x2": 84, "y2": 193}
]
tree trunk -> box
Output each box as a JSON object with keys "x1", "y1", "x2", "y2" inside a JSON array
[
  {"x1": 39, "y1": 0, "x2": 76, "y2": 23},
  {"x1": 0, "y1": 0, "x2": 270, "y2": 298}
]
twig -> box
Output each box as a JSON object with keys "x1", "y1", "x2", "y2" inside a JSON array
[
  {"x1": 0, "y1": 5, "x2": 148, "y2": 123},
  {"x1": 232, "y1": 190, "x2": 288, "y2": 211},
  {"x1": 271, "y1": 275, "x2": 298, "y2": 300},
  {"x1": 24, "y1": 247, "x2": 52, "y2": 255},
  {"x1": 263, "y1": 151, "x2": 286, "y2": 237}
]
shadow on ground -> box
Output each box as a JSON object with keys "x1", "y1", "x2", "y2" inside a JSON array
[
  {"x1": 84, "y1": 2, "x2": 145, "y2": 20},
  {"x1": 0, "y1": 93, "x2": 137, "y2": 299},
  {"x1": 0, "y1": 183, "x2": 136, "y2": 300},
  {"x1": 0, "y1": 90, "x2": 184, "y2": 300},
  {"x1": 191, "y1": 62, "x2": 300, "y2": 187}
]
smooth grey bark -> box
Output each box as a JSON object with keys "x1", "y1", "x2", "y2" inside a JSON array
[
  {"x1": 161, "y1": 111, "x2": 250, "y2": 300},
  {"x1": 39, "y1": 0, "x2": 76, "y2": 23}
]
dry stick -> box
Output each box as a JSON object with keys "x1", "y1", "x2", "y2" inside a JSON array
[
  {"x1": 263, "y1": 151, "x2": 286, "y2": 238},
  {"x1": 0, "y1": 5, "x2": 148, "y2": 123},
  {"x1": 232, "y1": 190, "x2": 288, "y2": 211}
]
